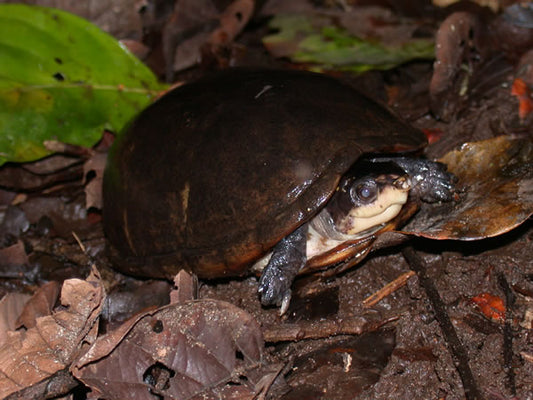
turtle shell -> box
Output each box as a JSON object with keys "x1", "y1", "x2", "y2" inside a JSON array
[{"x1": 103, "y1": 69, "x2": 426, "y2": 279}]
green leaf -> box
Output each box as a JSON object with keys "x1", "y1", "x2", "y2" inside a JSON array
[
  {"x1": 0, "y1": 4, "x2": 166, "y2": 165},
  {"x1": 263, "y1": 14, "x2": 435, "y2": 73}
]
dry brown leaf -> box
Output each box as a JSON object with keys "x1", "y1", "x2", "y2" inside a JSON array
[
  {"x1": 83, "y1": 151, "x2": 107, "y2": 210},
  {"x1": 15, "y1": 281, "x2": 61, "y2": 330},
  {"x1": 210, "y1": 0, "x2": 254, "y2": 46},
  {"x1": 0, "y1": 292, "x2": 32, "y2": 347},
  {"x1": 0, "y1": 268, "x2": 104, "y2": 399},
  {"x1": 163, "y1": 0, "x2": 254, "y2": 76},
  {"x1": 0, "y1": 240, "x2": 29, "y2": 269},
  {"x1": 429, "y1": 11, "x2": 493, "y2": 121},
  {"x1": 162, "y1": 0, "x2": 218, "y2": 76},
  {"x1": 73, "y1": 299, "x2": 264, "y2": 400},
  {"x1": 0, "y1": 155, "x2": 83, "y2": 192}
]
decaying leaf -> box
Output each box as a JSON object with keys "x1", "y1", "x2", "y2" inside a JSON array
[
  {"x1": 429, "y1": 12, "x2": 487, "y2": 121},
  {"x1": 403, "y1": 135, "x2": 533, "y2": 239},
  {"x1": 284, "y1": 329, "x2": 396, "y2": 398},
  {"x1": 15, "y1": 281, "x2": 61, "y2": 330},
  {"x1": 0, "y1": 155, "x2": 84, "y2": 192},
  {"x1": 0, "y1": 292, "x2": 32, "y2": 347},
  {"x1": 73, "y1": 299, "x2": 264, "y2": 400},
  {"x1": 0, "y1": 240, "x2": 29, "y2": 270},
  {"x1": 0, "y1": 268, "x2": 104, "y2": 399},
  {"x1": 84, "y1": 151, "x2": 108, "y2": 210},
  {"x1": 157, "y1": 0, "x2": 254, "y2": 79},
  {"x1": 262, "y1": 11, "x2": 435, "y2": 72}
]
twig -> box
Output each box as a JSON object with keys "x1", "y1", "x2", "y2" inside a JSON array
[
  {"x1": 520, "y1": 351, "x2": 533, "y2": 363},
  {"x1": 363, "y1": 270, "x2": 416, "y2": 308},
  {"x1": 71, "y1": 231, "x2": 86, "y2": 253},
  {"x1": 262, "y1": 315, "x2": 398, "y2": 343},
  {"x1": 402, "y1": 246, "x2": 484, "y2": 400}
]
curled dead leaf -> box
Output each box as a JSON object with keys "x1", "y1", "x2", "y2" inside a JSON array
[
  {"x1": 430, "y1": 12, "x2": 486, "y2": 121},
  {"x1": 402, "y1": 135, "x2": 533, "y2": 240}
]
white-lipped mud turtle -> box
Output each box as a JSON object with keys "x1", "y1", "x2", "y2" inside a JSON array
[{"x1": 103, "y1": 69, "x2": 455, "y2": 312}]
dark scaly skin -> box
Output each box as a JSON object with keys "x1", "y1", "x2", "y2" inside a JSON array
[
  {"x1": 258, "y1": 224, "x2": 307, "y2": 312},
  {"x1": 368, "y1": 157, "x2": 457, "y2": 203}
]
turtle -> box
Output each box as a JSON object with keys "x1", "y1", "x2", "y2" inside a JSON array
[{"x1": 103, "y1": 68, "x2": 455, "y2": 312}]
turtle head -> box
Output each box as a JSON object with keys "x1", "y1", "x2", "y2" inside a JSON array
[{"x1": 327, "y1": 161, "x2": 412, "y2": 236}]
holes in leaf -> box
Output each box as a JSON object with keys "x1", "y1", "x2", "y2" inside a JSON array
[
  {"x1": 468, "y1": 27, "x2": 475, "y2": 41},
  {"x1": 85, "y1": 169, "x2": 96, "y2": 183},
  {"x1": 152, "y1": 319, "x2": 164, "y2": 333},
  {"x1": 53, "y1": 72, "x2": 65, "y2": 81},
  {"x1": 138, "y1": 3, "x2": 148, "y2": 14},
  {"x1": 227, "y1": 375, "x2": 249, "y2": 387},
  {"x1": 143, "y1": 362, "x2": 175, "y2": 391},
  {"x1": 235, "y1": 350, "x2": 244, "y2": 361},
  {"x1": 54, "y1": 57, "x2": 63, "y2": 64}
]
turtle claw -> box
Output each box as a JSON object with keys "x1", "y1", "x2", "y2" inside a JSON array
[
  {"x1": 257, "y1": 271, "x2": 293, "y2": 315},
  {"x1": 258, "y1": 267, "x2": 293, "y2": 308},
  {"x1": 258, "y1": 276, "x2": 292, "y2": 316},
  {"x1": 280, "y1": 291, "x2": 292, "y2": 316}
]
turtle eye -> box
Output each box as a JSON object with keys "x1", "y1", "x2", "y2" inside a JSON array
[{"x1": 351, "y1": 181, "x2": 377, "y2": 204}]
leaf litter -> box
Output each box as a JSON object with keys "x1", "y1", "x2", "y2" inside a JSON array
[
  {"x1": 0, "y1": 1, "x2": 533, "y2": 399},
  {"x1": 73, "y1": 298, "x2": 265, "y2": 400},
  {"x1": 0, "y1": 267, "x2": 103, "y2": 399}
]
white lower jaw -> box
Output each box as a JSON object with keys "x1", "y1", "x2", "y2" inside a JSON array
[
  {"x1": 336, "y1": 185, "x2": 409, "y2": 235},
  {"x1": 252, "y1": 187, "x2": 408, "y2": 272},
  {"x1": 343, "y1": 202, "x2": 404, "y2": 235}
]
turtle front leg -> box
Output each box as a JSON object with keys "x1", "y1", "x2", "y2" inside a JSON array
[
  {"x1": 370, "y1": 157, "x2": 457, "y2": 203},
  {"x1": 258, "y1": 223, "x2": 308, "y2": 314}
]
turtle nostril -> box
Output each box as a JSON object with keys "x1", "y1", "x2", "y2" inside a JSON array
[{"x1": 394, "y1": 176, "x2": 412, "y2": 191}]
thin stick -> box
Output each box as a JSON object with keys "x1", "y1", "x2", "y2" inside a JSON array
[
  {"x1": 72, "y1": 231, "x2": 86, "y2": 253},
  {"x1": 262, "y1": 315, "x2": 398, "y2": 343},
  {"x1": 403, "y1": 246, "x2": 484, "y2": 400},
  {"x1": 362, "y1": 270, "x2": 416, "y2": 308}
]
